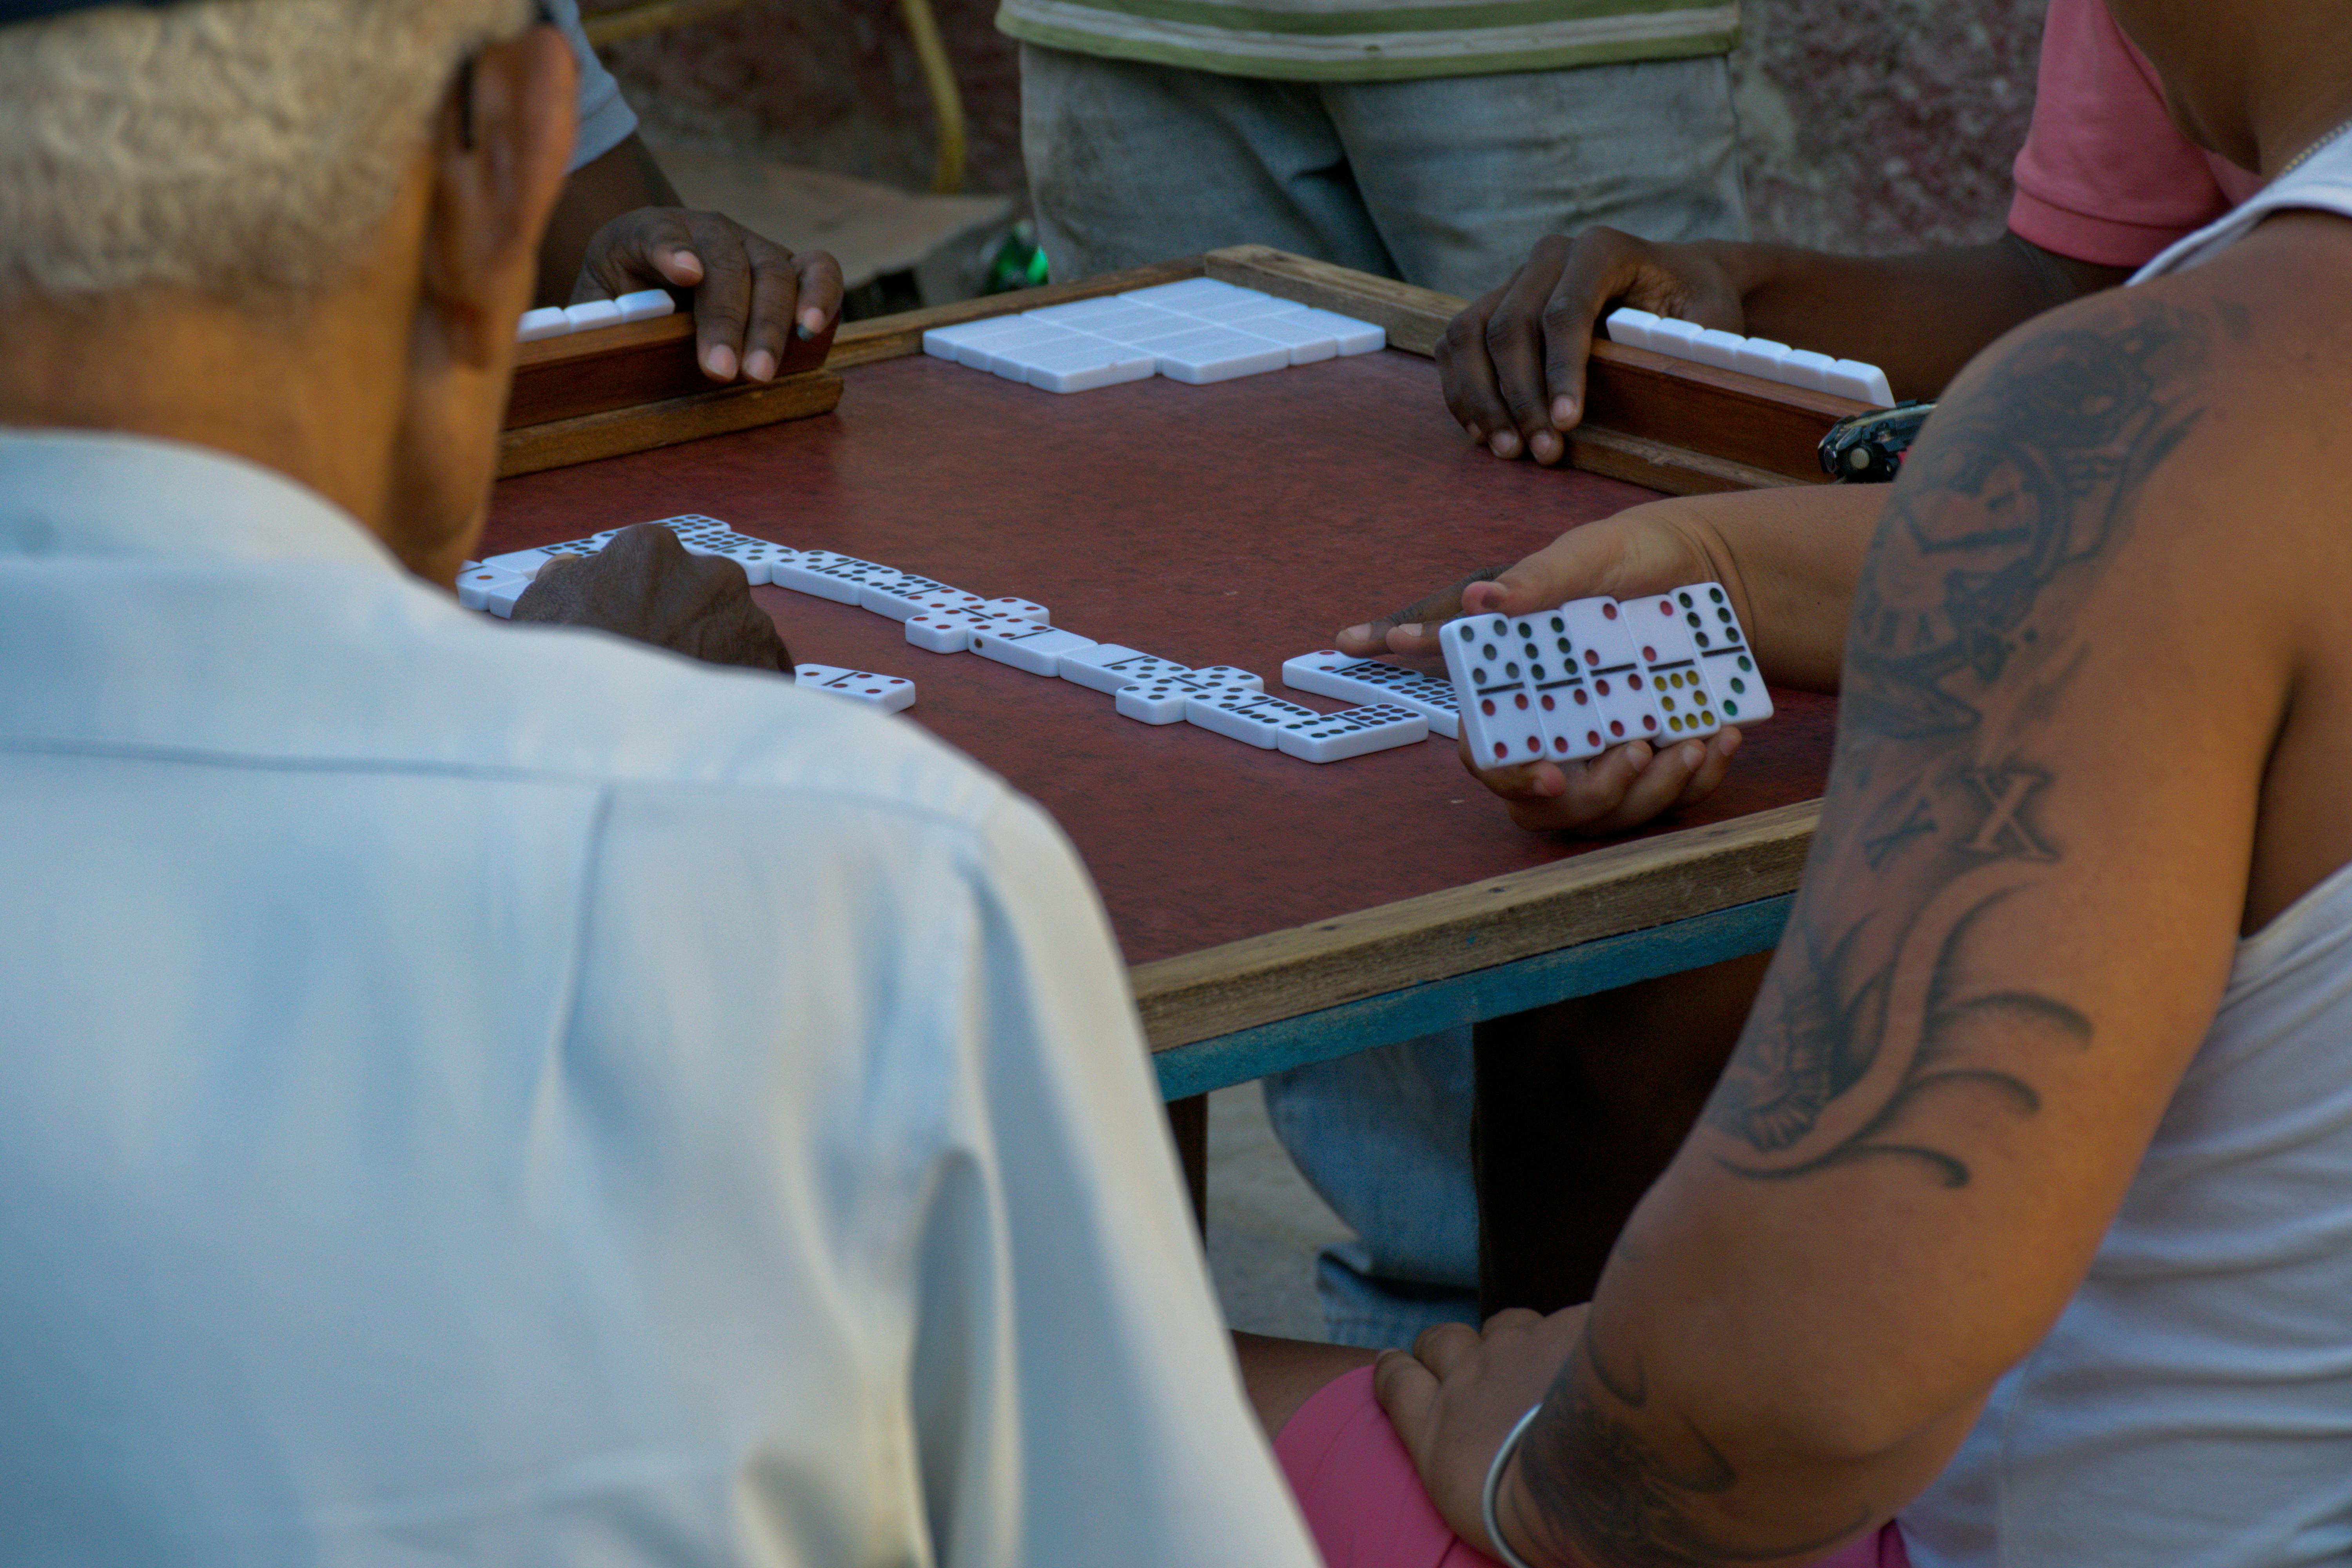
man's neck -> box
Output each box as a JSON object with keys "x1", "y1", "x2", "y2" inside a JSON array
[{"x1": 0, "y1": 290, "x2": 406, "y2": 542}]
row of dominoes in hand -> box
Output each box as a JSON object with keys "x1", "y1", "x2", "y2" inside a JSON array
[
  {"x1": 515, "y1": 288, "x2": 675, "y2": 343},
  {"x1": 1441, "y1": 584, "x2": 1774, "y2": 772},
  {"x1": 1604, "y1": 308, "x2": 1893, "y2": 408},
  {"x1": 922, "y1": 278, "x2": 1385, "y2": 393}
]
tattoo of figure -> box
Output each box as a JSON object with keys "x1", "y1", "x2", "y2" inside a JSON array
[{"x1": 1697, "y1": 302, "x2": 2208, "y2": 1184}]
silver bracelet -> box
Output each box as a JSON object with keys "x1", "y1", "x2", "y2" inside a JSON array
[{"x1": 1480, "y1": 1402, "x2": 1547, "y2": 1568}]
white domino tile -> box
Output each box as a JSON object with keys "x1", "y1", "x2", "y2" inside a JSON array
[
  {"x1": 1187, "y1": 665, "x2": 1265, "y2": 693},
  {"x1": 795, "y1": 664, "x2": 916, "y2": 714},
  {"x1": 1675, "y1": 582, "x2": 1774, "y2": 726},
  {"x1": 1020, "y1": 296, "x2": 1135, "y2": 327},
  {"x1": 1131, "y1": 325, "x2": 1291, "y2": 385},
  {"x1": 969, "y1": 619, "x2": 1098, "y2": 676},
  {"x1": 1222, "y1": 312, "x2": 1341, "y2": 365},
  {"x1": 1119, "y1": 278, "x2": 1251, "y2": 310},
  {"x1": 563, "y1": 299, "x2": 622, "y2": 333},
  {"x1": 1604, "y1": 307, "x2": 1659, "y2": 350},
  {"x1": 980, "y1": 596, "x2": 1050, "y2": 624},
  {"x1": 1733, "y1": 338, "x2": 1795, "y2": 381},
  {"x1": 614, "y1": 288, "x2": 675, "y2": 323},
  {"x1": 1560, "y1": 596, "x2": 1662, "y2": 747},
  {"x1": 1648, "y1": 317, "x2": 1705, "y2": 358},
  {"x1": 1624, "y1": 591, "x2": 1722, "y2": 740},
  {"x1": 516, "y1": 307, "x2": 569, "y2": 343},
  {"x1": 1825, "y1": 358, "x2": 1896, "y2": 407},
  {"x1": 1114, "y1": 666, "x2": 1261, "y2": 725},
  {"x1": 1781, "y1": 349, "x2": 1838, "y2": 394},
  {"x1": 1024, "y1": 338, "x2": 1158, "y2": 394},
  {"x1": 1275, "y1": 703, "x2": 1429, "y2": 763},
  {"x1": 485, "y1": 575, "x2": 532, "y2": 619},
  {"x1": 1057, "y1": 644, "x2": 1191, "y2": 695},
  {"x1": 1281, "y1": 650, "x2": 1459, "y2": 739},
  {"x1": 1183, "y1": 689, "x2": 1326, "y2": 750},
  {"x1": 922, "y1": 317, "x2": 1025, "y2": 361},
  {"x1": 1280, "y1": 308, "x2": 1384, "y2": 355},
  {"x1": 905, "y1": 608, "x2": 992, "y2": 653},
  {"x1": 771, "y1": 551, "x2": 891, "y2": 605},
  {"x1": 1060, "y1": 303, "x2": 1196, "y2": 345},
  {"x1": 1178, "y1": 293, "x2": 1307, "y2": 326},
  {"x1": 1441, "y1": 613, "x2": 1560, "y2": 771},
  {"x1": 859, "y1": 577, "x2": 984, "y2": 621},
  {"x1": 1692, "y1": 327, "x2": 1746, "y2": 371},
  {"x1": 456, "y1": 565, "x2": 528, "y2": 612}
]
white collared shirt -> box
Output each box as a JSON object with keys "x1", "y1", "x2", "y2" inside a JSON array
[{"x1": 0, "y1": 430, "x2": 1318, "y2": 1568}]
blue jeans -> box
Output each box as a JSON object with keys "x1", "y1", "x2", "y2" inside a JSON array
[
  {"x1": 1020, "y1": 43, "x2": 1748, "y2": 298},
  {"x1": 1263, "y1": 1030, "x2": 1483, "y2": 1348}
]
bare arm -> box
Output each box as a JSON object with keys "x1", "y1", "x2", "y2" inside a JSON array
[
  {"x1": 1441, "y1": 229, "x2": 2130, "y2": 465},
  {"x1": 1384, "y1": 272, "x2": 2305, "y2": 1564}
]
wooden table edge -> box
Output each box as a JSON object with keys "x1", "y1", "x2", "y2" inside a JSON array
[{"x1": 1132, "y1": 797, "x2": 1821, "y2": 1051}]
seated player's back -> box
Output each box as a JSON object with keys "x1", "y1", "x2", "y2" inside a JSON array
[{"x1": 0, "y1": 432, "x2": 1296, "y2": 1565}]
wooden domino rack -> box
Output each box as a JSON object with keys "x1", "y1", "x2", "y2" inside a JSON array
[{"x1": 480, "y1": 248, "x2": 1862, "y2": 1197}]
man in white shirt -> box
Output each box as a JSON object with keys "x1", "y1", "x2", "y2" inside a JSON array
[{"x1": 0, "y1": 3, "x2": 1317, "y2": 1564}]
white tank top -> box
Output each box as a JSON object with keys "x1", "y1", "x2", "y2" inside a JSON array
[{"x1": 1902, "y1": 131, "x2": 2352, "y2": 1568}]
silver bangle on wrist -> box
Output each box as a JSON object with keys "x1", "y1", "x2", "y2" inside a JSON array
[{"x1": 1481, "y1": 1402, "x2": 1546, "y2": 1568}]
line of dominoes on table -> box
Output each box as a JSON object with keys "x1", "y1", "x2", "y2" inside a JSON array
[
  {"x1": 459, "y1": 520, "x2": 1774, "y2": 768},
  {"x1": 454, "y1": 517, "x2": 1445, "y2": 764}
]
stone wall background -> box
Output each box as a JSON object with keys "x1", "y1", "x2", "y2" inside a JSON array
[{"x1": 598, "y1": 0, "x2": 2048, "y2": 265}]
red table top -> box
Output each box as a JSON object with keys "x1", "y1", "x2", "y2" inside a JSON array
[{"x1": 487, "y1": 349, "x2": 1835, "y2": 967}]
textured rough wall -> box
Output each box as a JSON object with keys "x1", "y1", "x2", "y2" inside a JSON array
[
  {"x1": 598, "y1": 0, "x2": 1027, "y2": 197},
  {"x1": 599, "y1": 0, "x2": 2047, "y2": 257},
  {"x1": 1733, "y1": 0, "x2": 2044, "y2": 250}
]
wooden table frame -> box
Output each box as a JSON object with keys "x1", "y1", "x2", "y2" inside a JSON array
[{"x1": 494, "y1": 247, "x2": 1850, "y2": 1111}]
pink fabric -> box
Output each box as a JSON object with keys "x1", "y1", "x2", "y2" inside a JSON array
[
  {"x1": 1272, "y1": 1366, "x2": 1909, "y2": 1568},
  {"x1": 1275, "y1": 1367, "x2": 1500, "y2": 1568},
  {"x1": 2009, "y1": 0, "x2": 2265, "y2": 267}
]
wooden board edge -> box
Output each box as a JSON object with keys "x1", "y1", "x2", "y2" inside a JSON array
[
  {"x1": 1131, "y1": 798, "x2": 1822, "y2": 1050},
  {"x1": 1566, "y1": 426, "x2": 1813, "y2": 495},
  {"x1": 823, "y1": 256, "x2": 1207, "y2": 368},
  {"x1": 497, "y1": 369, "x2": 843, "y2": 479},
  {"x1": 1204, "y1": 245, "x2": 1461, "y2": 357}
]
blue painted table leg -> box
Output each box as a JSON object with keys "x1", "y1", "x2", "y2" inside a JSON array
[{"x1": 1153, "y1": 893, "x2": 1793, "y2": 1102}]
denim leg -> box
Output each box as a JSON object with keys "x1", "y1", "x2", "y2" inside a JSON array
[
  {"x1": 1321, "y1": 55, "x2": 1749, "y2": 298},
  {"x1": 1263, "y1": 1029, "x2": 1482, "y2": 1348},
  {"x1": 1019, "y1": 43, "x2": 1399, "y2": 283}
]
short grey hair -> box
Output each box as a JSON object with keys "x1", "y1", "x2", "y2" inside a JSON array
[{"x1": 0, "y1": 0, "x2": 534, "y2": 307}]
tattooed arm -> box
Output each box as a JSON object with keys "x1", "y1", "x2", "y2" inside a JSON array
[{"x1": 1378, "y1": 215, "x2": 2352, "y2": 1565}]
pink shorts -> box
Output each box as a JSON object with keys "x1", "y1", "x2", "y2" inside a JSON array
[{"x1": 1273, "y1": 1367, "x2": 1909, "y2": 1568}]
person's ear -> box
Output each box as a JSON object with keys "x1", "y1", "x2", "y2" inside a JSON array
[
  {"x1": 421, "y1": 25, "x2": 576, "y2": 370},
  {"x1": 379, "y1": 26, "x2": 573, "y2": 582}
]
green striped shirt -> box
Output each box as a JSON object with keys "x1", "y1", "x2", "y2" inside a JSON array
[{"x1": 994, "y1": 0, "x2": 1740, "y2": 82}]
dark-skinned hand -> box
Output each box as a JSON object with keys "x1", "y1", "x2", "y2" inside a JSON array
[
  {"x1": 573, "y1": 207, "x2": 844, "y2": 383},
  {"x1": 1439, "y1": 228, "x2": 1744, "y2": 465},
  {"x1": 1332, "y1": 504, "x2": 1745, "y2": 833},
  {"x1": 510, "y1": 523, "x2": 792, "y2": 673}
]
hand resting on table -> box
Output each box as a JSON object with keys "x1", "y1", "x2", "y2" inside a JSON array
[{"x1": 512, "y1": 522, "x2": 794, "y2": 673}]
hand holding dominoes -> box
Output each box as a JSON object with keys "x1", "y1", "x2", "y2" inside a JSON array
[
  {"x1": 508, "y1": 523, "x2": 794, "y2": 674},
  {"x1": 1439, "y1": 584, "x2": 1764, "y2": 835}
]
